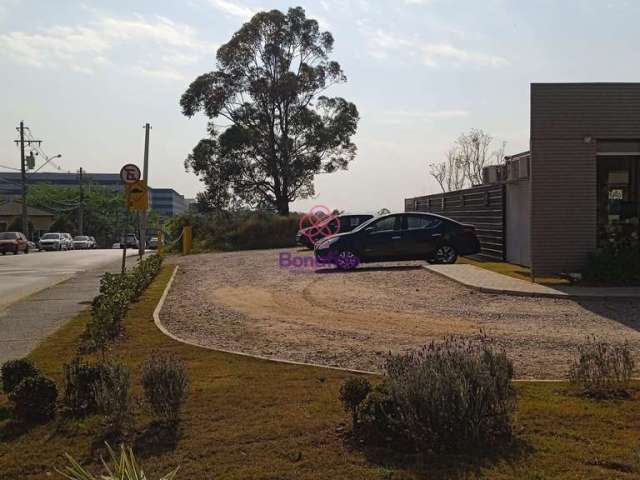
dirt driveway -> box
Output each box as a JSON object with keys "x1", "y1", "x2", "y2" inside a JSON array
[{"x1": 161, "y1": 249, "x2": 640, "y2": 379}]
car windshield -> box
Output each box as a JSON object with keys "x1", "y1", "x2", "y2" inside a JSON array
[
  {"x1": 41, "y1": 233, "x2": 60, "y2": 239},
  {"x1": 74, "y1": 236, "x2": 89, "y2": 241},
  {"x1": 0, "y1": 232, "x2": 18, "y2": 240}
]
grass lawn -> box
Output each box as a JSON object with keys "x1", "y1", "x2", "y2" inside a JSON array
[{"x1": 1, "y1": 265, "x2": 639, "y2": 479}]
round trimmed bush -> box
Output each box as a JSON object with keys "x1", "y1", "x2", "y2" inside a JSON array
[
  {"x1": 1, "y1": 358, "x2": 40, "y2": 394},
  {"x1": 9, "y1": 375, "x2": 58, "y2": 422}
]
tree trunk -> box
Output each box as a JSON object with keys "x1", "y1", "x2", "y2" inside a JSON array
[{"x1": 276, "y1": 197, "x2": 290, "y2": 216}]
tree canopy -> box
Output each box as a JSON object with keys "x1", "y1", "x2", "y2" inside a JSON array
[{"x1": 180, "y1": 6, "x2": 359, "y2": 215}]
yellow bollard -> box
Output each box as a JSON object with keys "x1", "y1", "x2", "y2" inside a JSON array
[{"x1": 182, "y1": 225, "x2": 192, "y2": 255}]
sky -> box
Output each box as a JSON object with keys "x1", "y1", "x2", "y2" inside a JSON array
[{"x1": 1, "y1": 0, "x2": 639, "y2": 214}]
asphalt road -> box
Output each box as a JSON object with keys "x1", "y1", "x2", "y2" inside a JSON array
[
  {"x1": 0, "y1": 249, "x2": 139, "y2": 363},
  {"x1": 0, "y1": 249, "x2": 136, "y2": 310}
]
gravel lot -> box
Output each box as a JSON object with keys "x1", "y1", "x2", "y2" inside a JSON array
[{"x1": 161, "y1": 249, "x2": 640, "y2": 379}]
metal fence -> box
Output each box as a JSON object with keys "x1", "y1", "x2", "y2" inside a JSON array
[{"x1": 405, "y1": 184, "x2": 506, "y2": 261}]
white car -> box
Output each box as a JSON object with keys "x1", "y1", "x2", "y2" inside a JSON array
[
  {"x1": 72, "y1": 235, "x2": 92, "y2": 249},
  {"x1": 62, "y1": 233, "x2": 74, "y2": 250},
  {"x1": 39, "y1": 232, "x2": 65, "y2": 251}
]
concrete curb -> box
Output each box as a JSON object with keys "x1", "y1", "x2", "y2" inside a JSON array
[{"x1": 424, "y1": 265, "x2": 640, "y2": 300}]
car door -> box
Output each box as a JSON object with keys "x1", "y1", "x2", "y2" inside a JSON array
[
  {"x1": 359, "y1": 215, "x2": 403, "y2": 261},
  {"x1": 400, "y1": 214, "x2": 443, "y2": 259}
]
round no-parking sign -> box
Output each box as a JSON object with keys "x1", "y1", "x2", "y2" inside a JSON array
[{"x1": 120, "y1": 163, "x2": 141, "y2": 184}]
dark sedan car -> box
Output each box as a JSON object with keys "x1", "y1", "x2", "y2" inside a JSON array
[
  {"x1": 296, "y1": 214, "x2": 374, "y2": 248},
  {"x1": 0, "y1": 231, "x2": 30, "y2": 255},
  {"x1": 314, "y1": 212, "x2": 480, "y2": 270}
]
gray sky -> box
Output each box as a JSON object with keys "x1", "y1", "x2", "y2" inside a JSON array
[{"x1": 1, "y1": 0, "x2": 638, "y2": 213}]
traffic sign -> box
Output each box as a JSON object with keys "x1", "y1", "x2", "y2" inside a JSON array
[
  {"x1": 125, "y1": 180, "x2": 149, "y2": 211},
  {"x1": 120, "y1": 163, "x2": 141, "y2": 184}
]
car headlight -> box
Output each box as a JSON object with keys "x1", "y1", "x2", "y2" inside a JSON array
[{"x1": 317, "y1": 237, "x2": 339, "y2": 249}]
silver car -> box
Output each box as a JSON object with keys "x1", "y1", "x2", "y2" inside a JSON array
[
  {"x1": 39, "y1": 232, "x2": 64, "y2": 251},
  {"x1": 72, "y1": 235, "x2": 92, "y2": 249}
]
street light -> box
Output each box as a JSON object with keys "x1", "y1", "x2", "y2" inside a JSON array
[{"x1": 29, "y1": 153, "x2": 62, "y2": 176}]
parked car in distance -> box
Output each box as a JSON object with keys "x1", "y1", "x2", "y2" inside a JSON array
[
  {"x1": 0, "y1": 231, "x2": 30, "y2": 255},
  {"x1": 296, "y1": 213, "x2": 374, "y2": 248},
  {"x1": 64, "y1": 233, "x2": 75, "y2": 250},
  {"x1": 39, "y1": 232, "x2": 65, "y2": 251},
  {"x1": 314, "y1": 212, "x2": 481, "y2": 270},
  {"x1": 72, "y1": 235, "x2": 93, "y2": 249},
  {"x1": 148, "y1": 236, "x2": 159, "y2": 249},
  {"x1": 112, "y1": 242, "x2": 121, "y2": 249},
  {"x1": 120, "y1": 234, "x2": 139, "y2": 249}
]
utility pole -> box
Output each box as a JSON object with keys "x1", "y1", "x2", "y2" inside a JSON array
[
  {"x1": 139, "y1": 123, "x2": 151, "y2": 258},
  {"x1": 14, "y1": 122, "x2": 41, "y2": 240},
  {"x1": 78, "y1": 167, "x2": 84, "y2": 235}
]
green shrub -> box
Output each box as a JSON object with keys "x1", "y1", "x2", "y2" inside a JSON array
[
  {"x1": 93, "y1": 362, "x2": 130, "y2": 430},
  {"x1": 352, "y1": 336, "x2": 516, "y2": 452},
  {"x1": 569, "y1": 337, "x2": 635, "y2": 398},
  {"x1": 141, "y1": 352, "x2": 189, "y2": 424},
  {"x1": 355, "y1": 384, "x2": 397, "y2": 443},
  {"x1": 84, "y1": 255, "x2": 163, "y2": 352},
  {"x1": 339, "y1": 377, "x2": 370, "y2": 427},
  {"x1": 584, "y1": 247, "x2": 640, "y2": 285},
  {"x1": 9, "y1": 375, "x2": 58, "y2": 422},
  {"x1": 1, "y1": 358, "x2": 40, "y2": 394},
  {"x1": 63, "y1": 357, "x2": 103, "y2": 417}
]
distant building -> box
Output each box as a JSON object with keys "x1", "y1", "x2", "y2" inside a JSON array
[
  {"x1": 0, "y1": 200, "x2": 55, "y2": 236},
  {"x1": 150, "y1": 188, "x2": 188, "y2": 217},
  {"x1": 0, "y1": 171, "x2": 189, "y2": 219},
  {"x1": 0, "y1": 172, "x2": 123, "y2": 195}
]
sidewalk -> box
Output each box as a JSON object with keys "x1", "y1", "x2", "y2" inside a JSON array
[
  {"x1": 0, "y1": 258, "x2": 129, "y2": 364},
  {"x1": 425, "y1": 264, "x2": 640, "y2": 299}
]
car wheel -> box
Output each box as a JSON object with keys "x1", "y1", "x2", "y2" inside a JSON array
[
  {"x1": 335, "y1": 250, "x2": 360, "y2": 271},
  {"x1": 25, "y1": 247, "x2": 29, "y2": 254},
  {"x1": 14, "y1": 247, "x2": 19, "y2": 255},
  {"x1": 431, "y1": 245, "x2": 458, "y2": 265}
]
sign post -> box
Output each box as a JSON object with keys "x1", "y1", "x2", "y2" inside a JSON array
[{"x1": 119, "y1": 164, "x2": 145, "y2": 271}]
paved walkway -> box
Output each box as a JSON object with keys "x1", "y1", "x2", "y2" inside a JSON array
[
  {"x1": 0, "y1": 256, "x2": 136, "y2": 363},
  {"x1": 425, "y1": 264, "x2": 640, "y2": 299}
]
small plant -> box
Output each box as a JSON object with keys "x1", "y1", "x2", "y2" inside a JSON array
[
  {"x1": 9, "y1": 375, "x2": 58, "y2": 422},
  {"x1": 355, "y1": 384, "x2": 397, "y2": 443},
  {"x1": 63, "y1": 357, "x2": 103, "y2": 416},
  {"x1": 57, "y1": 443, "x2": 178, "y2": 480},
  {"x1": 93, "y1": 362, "x2": 130, "y2": 431},
  {"x1": 339, "y1": 377, "x2": 370, "y2": 427},
  {"x1": 1, "y1": 358, "x2": 40, "y2": 394},
  {"x1": 141, "y1": 352, "x2": 189, "y2": 424},
  {"x1": 353, "y1": 336, "x2": 516, "y2": 452},
  {"x1": 569, "y1": 337, "x2": 635, "y2": 398}
]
